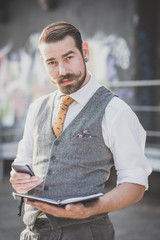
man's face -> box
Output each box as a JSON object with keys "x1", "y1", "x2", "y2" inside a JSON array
[{"x1": 40, "y1": 36, "x2": 88, "y2": 94}]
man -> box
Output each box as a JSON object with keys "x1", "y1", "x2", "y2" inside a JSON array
[{"x1": 10, "y1": 21, "x2": 152, "y2": 240}]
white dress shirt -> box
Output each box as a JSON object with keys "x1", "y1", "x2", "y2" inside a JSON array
[{"x1": 15, "y1": 74, "x2": 152, "y2": 189}]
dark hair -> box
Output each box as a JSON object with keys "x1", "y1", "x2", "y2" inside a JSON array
[{"x1": 39, "y1": 21, "x2": 83, "y2": 54}]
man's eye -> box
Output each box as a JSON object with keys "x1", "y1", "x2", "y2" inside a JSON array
[
  {"x1": 67, "y1": 56, "x2": 73, "y2": 60},
  {"x1": 48, "y1": 61, "x2": 55, "y2": 65}
]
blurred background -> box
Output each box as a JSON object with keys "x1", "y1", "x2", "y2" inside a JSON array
[{"x1": 0, "y1": 0, "x2": 160, "y2": 239}]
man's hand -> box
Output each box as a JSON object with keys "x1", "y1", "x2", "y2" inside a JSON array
[
  {"x1": 10, "y1": 169, "x2": 44, "y2": 193},
  {"x1": 27, "y1": 200, "x2": 93, "y2": 219},
  {"x1": 27, "y1": 183, "x2": 145, "y2": 220}
]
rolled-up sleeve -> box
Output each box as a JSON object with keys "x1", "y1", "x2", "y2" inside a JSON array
[{"x1": 102, "y1": 97, "x2": 152, "y2": 190}]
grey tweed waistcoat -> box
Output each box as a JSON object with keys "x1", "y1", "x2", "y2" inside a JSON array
[{"x1": 23, "y1": 86, "x2": 115, "y2": 229}]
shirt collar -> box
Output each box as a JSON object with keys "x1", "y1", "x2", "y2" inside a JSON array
[{"x1": 56, "y1": 72, "x2": 101, "y2": 106}]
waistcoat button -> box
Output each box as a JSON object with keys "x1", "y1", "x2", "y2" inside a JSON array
[
  {"x1": 54, "y1": 140, "x2": 60, "y2": 146},
  {"x1": 51, "y1": 155, "x2": 56, "y2": 160},
  {"x1": 48, "y1": 169, "x2": 52, "y2": 175}
]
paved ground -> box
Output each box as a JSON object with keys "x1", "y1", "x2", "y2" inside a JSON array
[{"x1": 0, "y1": 172, "x2": 160, "y2": 240}]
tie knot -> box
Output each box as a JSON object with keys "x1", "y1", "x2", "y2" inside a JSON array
[{"x1": 61, "y1": 96, "x2": 74, "y2": 107}]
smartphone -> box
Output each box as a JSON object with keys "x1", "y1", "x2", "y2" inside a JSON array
[{"x1": 12, "y1": 163, "x2": 35, "y2": 176}]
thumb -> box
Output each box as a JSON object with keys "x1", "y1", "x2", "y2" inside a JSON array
[{"x1": 65, "y1": 204, "x2": 74, "y2": 211}]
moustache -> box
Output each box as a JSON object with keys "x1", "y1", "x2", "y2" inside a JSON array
[{"x1": 57, "y1": 72, "x2": 81, "y2": 83}]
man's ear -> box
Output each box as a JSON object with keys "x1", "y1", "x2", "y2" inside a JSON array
[{"x1": 82, "y1": 42, "x2": 89, "y2": 61}]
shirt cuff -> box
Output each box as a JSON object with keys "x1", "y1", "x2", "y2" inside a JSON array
[{"x1": 117, "y1": 168, "x2": 150, "y2": 190}]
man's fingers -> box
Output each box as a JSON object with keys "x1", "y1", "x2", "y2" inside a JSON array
[
  {"x1": 65, "y1": 203, "x2": 83, "y2": 212},
  {"x1": 26, "y1": 201, "x2": 89, "y2": 219},
  {"x1": 12, "y1": 178, "x2": 43, "y2": 193},
  {"x1": 10, "y1": 175, "x2": 42, "y2": 184},
  {"x1": 10, "y1": 170, "x2": 44, "y2": 193},
  {"x1": 12, "y1": 178, "x2": 43, "y2": 189}
]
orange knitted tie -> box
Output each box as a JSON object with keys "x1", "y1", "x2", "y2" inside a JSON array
[{"x1": 53, "y1": 96, "x2": 74, "y2": 137}]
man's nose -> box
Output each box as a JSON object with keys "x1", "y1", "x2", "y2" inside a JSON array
[{"x1": 59, "y1": 62, "x2": 67, "y2": 76}]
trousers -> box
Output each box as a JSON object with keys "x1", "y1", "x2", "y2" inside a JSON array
[{"x1": 20, "y1": 215, "x2": 115, "y2": 240}]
